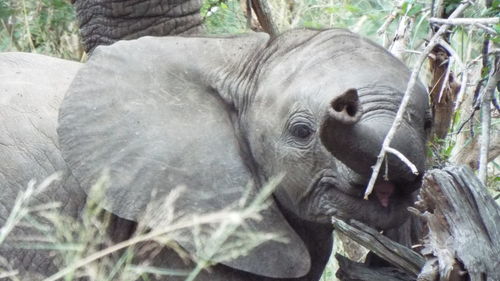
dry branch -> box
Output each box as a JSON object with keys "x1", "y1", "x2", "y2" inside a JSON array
[
  {"x1": 478, "y1": 58, "x2": 499, "y2": 183},
  {"x1": 364, "y1": 1, "x2": 473, "y2": 199},
  {"x1": 417, "y1": 166, "x2": 500, "y2": 281},
  {"x1": 332, "y1": 218, "x2": 424, "y2": 275},
  {"x1": 386, "y1": 147, "x2": 419, "y2": 175},
  {"x1": 250, "y1": 0, "x2": 278, "y2": 37},
  {"x1": 429, "y1": 17, "x2": 499, "y2": 25}
]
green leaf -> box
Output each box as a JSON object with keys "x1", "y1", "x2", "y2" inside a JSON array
[
  {"x1": 345, "y1": 5, "x2": 361, "y2": 13},
  {"x1": 407, "y1": 3, "x2": 423, "y2": 17},
  {"x1": 453, "y1": 110, "x2": 461, "y2": 126},
  {"x1": 325, "y1": 7, "x2": 338, "y2": 14},
  {"x1": 401, "y1": 2, "x2": 409, "y2": 14}
]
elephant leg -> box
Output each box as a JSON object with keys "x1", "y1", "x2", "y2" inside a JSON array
[{"x1": 73, "y1": 0, "x2": 203, "y2": 53}]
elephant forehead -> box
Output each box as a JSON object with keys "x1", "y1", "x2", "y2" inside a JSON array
[{"x1": 258, "y1": 31, "x2": 410, "y2": 94}]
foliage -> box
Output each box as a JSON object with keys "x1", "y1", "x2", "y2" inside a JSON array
[
  {"x1": 201, "y1": 0, "x2": 248, "y2": 34},
  {"x1": 0, "y1": 0, "x2": 499, "y2": 280},
  {"x1": 0, "y1": 0, "x2": 81, "y2": 60}
]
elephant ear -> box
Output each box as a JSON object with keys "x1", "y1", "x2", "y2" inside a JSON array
[{"x1": 58, "y1": 34, "x2": 310, "y2": 278}]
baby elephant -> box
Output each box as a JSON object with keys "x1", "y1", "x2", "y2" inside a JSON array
[{"x1": 0, "y1": 28, "x2": 430, "y2": 280}]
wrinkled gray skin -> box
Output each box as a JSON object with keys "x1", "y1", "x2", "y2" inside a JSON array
[
  {"x1": 0, "y1": 29, "x2": 431, "y2": 280},
  {"x1": 72, "y1": 0, "x2": 203, "y2": 53}
]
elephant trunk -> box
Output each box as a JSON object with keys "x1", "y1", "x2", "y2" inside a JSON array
[{"x1": 320, "y1": 89, "x2": 425, "y2": 192}]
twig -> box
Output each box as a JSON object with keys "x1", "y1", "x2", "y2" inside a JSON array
[
  {"x1": 390, "y1": 14, "x2": 414, "y2": 60},
  {"x1": 331, "y1": 218, "x2": 425, "y2": 275},
  {"x1": 454, "y1": 30, "x2": 474, "y2": 111},
  {"x1": 0, "y1": 270, "x2": 19, "y2": 279},
  {"x1": 438, "y1": 56, "x2": 453, "y2": 103},
  {"x1": 429, "y1": 17, "x2": 499, "y2": 25},
  {"x1": 431, "y1": 0, "x2": 445, "y2": 19},
  {"x1": 377, "y1": 0, "x2": 404, "y2": 35},
  {"x1": 386, "y1": 147, "x2": 419, "y2": 175},
  {"x1": 21, "y1": 0, "x2": 35, "y2": 52},
  {"x1": 478, "y1": 59, "x2": 499, "y2": 183},
  {"x1": 364, "y1": 1, "x2": 473, "y2": 200},
  {"x1": 474, "y1": 23, "x2": 498, "y2": 35}
]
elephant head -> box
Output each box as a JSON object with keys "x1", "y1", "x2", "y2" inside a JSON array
[
  {"x1": 72, "y1": 0, "x2": 203, "y2": 53},
  {"x1": 58, "y1": 29, "x2": 430, "y2": 278}
]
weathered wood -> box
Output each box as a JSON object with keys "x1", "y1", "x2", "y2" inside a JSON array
[
  {"x1": 336, "y1": 254, "x2": 415, "y2": 281},
  {"x1": 332, "y1": 218, "x2": 425, "y2": 275},
  {"x1": 417, "y1": 165, "x2": 500, "y2": 281},
  {"x1": 334, "y1": 165, "x2": 500, "y2": 281}
]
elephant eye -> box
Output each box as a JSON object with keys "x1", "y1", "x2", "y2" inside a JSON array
[{"x1": 290, "y1": 123, "x2": 313, "y2": 139}]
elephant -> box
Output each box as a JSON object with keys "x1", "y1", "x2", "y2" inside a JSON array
[
  {"x1": 72, "y1": 0, "x2": 203, "y2": 53},
  {"x1": 0, "y1": 28, "x2": 431, "y2": 280}
]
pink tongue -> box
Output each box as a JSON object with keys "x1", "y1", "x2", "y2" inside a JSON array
[{"x1": 374, "y1": 182, "x2": 395, "y2": 207}]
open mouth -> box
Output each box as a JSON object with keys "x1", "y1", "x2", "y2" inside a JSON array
[{"x1": 299, "y1": 166, "x2": 420, "y2": 229}]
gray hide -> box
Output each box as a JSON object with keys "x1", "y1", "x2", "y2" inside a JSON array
[
  {"x1": 72, "y1": 0, "x2": 203, "y2": 53},
  {"x1": 1, "y1": 28, "x2": 431, "y2": 281}
]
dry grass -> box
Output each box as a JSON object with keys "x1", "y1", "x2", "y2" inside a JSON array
[{"x1": 0, "y1": 173, "x2": 284, "y2": 281}]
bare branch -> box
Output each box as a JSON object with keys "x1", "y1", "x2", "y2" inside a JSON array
[
  {"x1": 438, "y1": 56, "x2": 453, "y2": 103},
  {"x1": 250, "y1": 0, "x2": 278, "y2": 37},
  {"x1": 364, "y1": 1, "x2": 473, "y2": 200},
  {"x1": 390, "y1": 15, "x2": 414, "y2": 60},
  {"x1": 429, "y1": 17, "x2": 499, "y2": 25},
  {"x1": 377, "y1": 0, "x2": 404, "y2": 35},
  {"x1": 454, "y1": 30, "x2": 476, "y2": 111},
  {"x1": 386, "y1": 147, "x2": 419, "y2": 175},
  {"x1": 478, "y1": 59, "x2": 499, "y2": 183},
  {"x1": 473, "y1": 23, "x2": 498, "y2": 35}
]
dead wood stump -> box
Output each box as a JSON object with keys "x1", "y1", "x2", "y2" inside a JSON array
[{"x1": 334, "y1": 165, "x2": 500, "y2": 281}]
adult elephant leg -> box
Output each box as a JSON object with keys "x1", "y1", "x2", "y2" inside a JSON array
[{"x1": 72, "y1": 0, "x2": 203, "y2": 53}]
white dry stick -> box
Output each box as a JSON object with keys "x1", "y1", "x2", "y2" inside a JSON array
[
  {"x1": 436, "y1": 39, "x2": 467, "y2": 107},
  {"x1": 390, "y1": 15, "x2": 414, "y2": 60},
  {"x1": 478, "y1": 61, "x2": 499, "y2": 184},
  {"x1": 438, "y1": 56, "x2": 453, "y2": 103},
  {"x1": 429, "y1": 17, "x2": 499, "y2": 25},
  {"x1": 377, "y1": 0, "x2": 404, "y2": 35},
  {"x1": 364, "y1": 1, "x2": 473, "y2": 200},
  {"x1": 386, "y1": 147, "x2": 420, "y2": 175},
  {"x1": 474, "y1": 23, "x2": 498, "y2": 35},
  {"x1": 455, "y1": 30, "x2": 475, "y2": 111}
]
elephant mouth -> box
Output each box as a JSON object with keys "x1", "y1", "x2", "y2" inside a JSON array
[{"x1": 301, "y1": 169, "x2": 418, "y2": 229}]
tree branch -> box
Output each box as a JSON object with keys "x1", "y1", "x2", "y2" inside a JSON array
[
  {"x1": 250, "y1": 0, "x2": 278, "y2": 37},
  {"x1": 386, "y1": 147, "x2": 419, "y2": 175},
  {"x1": 429, "y1": 17, "x2": 499, "y2": 25},
  {"x1": 478, "y1": 58, "x2": 499, "y2": 183},
  {"x1": 364, "y1": 1, "x2": 473, "y2": 200},
  {"x1": 331, "y1": 218, "x2": 425, "y2": 275}
]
